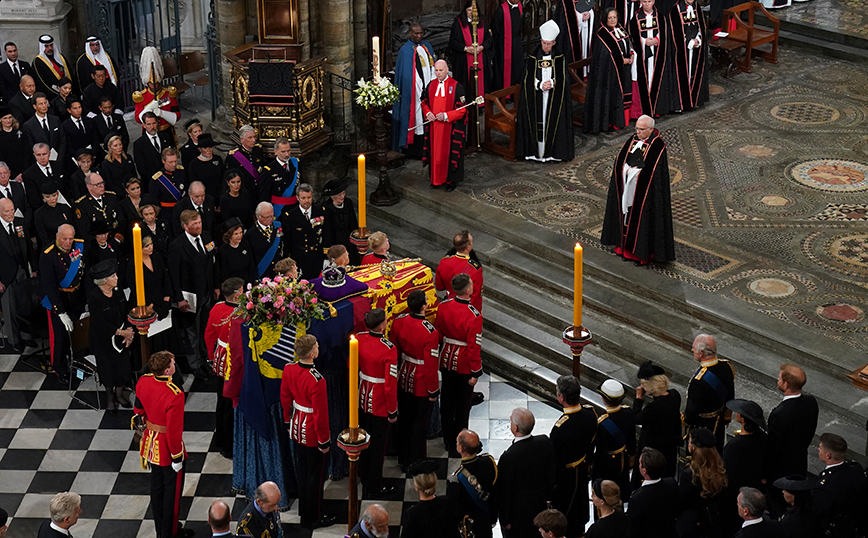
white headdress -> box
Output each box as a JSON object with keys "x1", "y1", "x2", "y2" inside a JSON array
[
  {"x1": 539, "y1": 20, "x2": 561, "y2": 41},
  {"x1": 139, "y1": 46, "x2": 164, "y2": 87},
  {"x1": 38, "y1": 34, "x2": 62, "y2": 65},
  {"x1": 85, "y1": 37, "x2": 118, "y2": 85}
]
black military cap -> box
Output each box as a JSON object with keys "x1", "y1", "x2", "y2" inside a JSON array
[
  {"x1": 90, "y1": 259, "x2": 118, "y2": 279},
  {"x1": 690, "y1": 427, "x2": 716, "y2": 449},
  {"x1": 637, "y1": 360, "x2": 665, "y2": 380},
  {"x1": 197, "y1": 133, "x2": 217, "y2": 148},
  {"x1": 322, "y1": 177, "x2": 349, "y2": 197},
  {"x1": 726, "y1": 399, "x2": 766, "y2": 431},
  {"x1": 40, "y1": 180, "x2": 59, "y2": 195},
  {"x1": 92, "y1": 220, "x2": 113, "y2": 235},
  {"x1": 407, "y1": 459, "x2": 439, "y2": 477},
  {"x1": 773, "y1": 475, "x2": 819, "y2": 492}
]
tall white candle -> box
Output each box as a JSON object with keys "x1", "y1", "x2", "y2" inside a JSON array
[{"x1": 372, "y1": 36, "x2": 381, "y2": 81}]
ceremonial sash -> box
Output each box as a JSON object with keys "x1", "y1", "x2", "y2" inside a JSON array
[
  {"x1": 600, "y1": 416, "x2": 627, "y2": 448},
  {"x1": 156, "y1": 173, "x2": 183, "y2": 201},
  {"x1": 256, "y1": 225, "x2": 281, "y2": 276},
  {"x1": 233, "y1": 151, "x2": 260, "y2": 181},
  {"x1": 457, "y1": 469, "x2": 494, "y2": 517},
  {"x1": 700, "y1": 368, "x2": 729, "y2": 404},
  {"x1": 41, "y1": 241, "x2": 84, "y2": 309},
  {"x1": 502, "y1": 1, "x2": 523, "y2": 88},
  {"x1": 270, "y1": 157, "x2": 299, "y2": 217},
  {"x1": 37, "y1": 55, "x2": 68, "y2": 80}
]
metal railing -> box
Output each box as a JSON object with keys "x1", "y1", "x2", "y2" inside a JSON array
[{"x1": 323, "y1": 71, "x2": 375, "y2": 152}]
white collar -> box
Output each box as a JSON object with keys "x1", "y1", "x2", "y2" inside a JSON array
[
  {"x1": 36, "y1": 112, "x2": 48, "y2": 120},
  {"x1": 641, "y1": 478, "x2": 661, "y2": 486},
  {"x1": 300, "y1": 205, "x2": 311, "y2": 216},
  {"x1": 700, "y1": 358, "x2": 718, "y2": 368},
  {"x1": 782, "y1": 393, "x2": 801, "y2": 401},
  {"x1": 741, "y1": 518, "x2": 763, "y2": 528},
  {"x1": 824, "y1": 461, "x2": 844, "y2": 470},
  {"x1": 185, "y1": 231, "x2": 201, "y2": 247},
  {"x1": 277, "y1": 157, "x2": 289, "y2": 167},
  {"x1": 39, "y1": 162, "x2": 52, "y2": 172},
  {"x1": 7, "y1": 59, "x2": 17, "y2": 67},
  {"x1": 258, "y1": 220, "x2": 271, "y2": 232},
  {"x1": 50, "y1": 522, "x2": 71, "y2": 536},
  {"x1": 512, "y1": 434, "x2": 532, "y2": 442}
]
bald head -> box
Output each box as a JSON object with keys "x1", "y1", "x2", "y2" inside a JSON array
[
  {"x1": 510, "y1": 407, "x2": 535, "y2": 436},
  {"x1": 434, "y1": 59, "x2": 449, "y2": 81},
  {"x1": 56, "y1": 224, "x2": 75, "y2": 251},
  {"x1": 692, "y1": 333, "x2": 717, "y2": 361},
  {"x1": 208, "y1": 500, "x2": 230, "y2": 533},
  {"x1": 457, "y1": 429, "x2": 481, "y2": 456},
  {"x1": 0, "y1": 198, "x2": 14, "y2": 223},
  {"x1": 254, "y1": 481, "x2": 280, "y2": 513},
  {"x1": 189, "y1": 181, "x2": 206, "y2": 205},
  {"x1": 20, "y1": 75, "x2": 35, "y2": 96},
  {"x1": 362, "y1": 504, "x2": 390, "y2": 538}
]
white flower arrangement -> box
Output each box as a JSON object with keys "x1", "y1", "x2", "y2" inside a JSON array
[{"x1": 355, "y1": 76, "x2": 400, "y2": 110}]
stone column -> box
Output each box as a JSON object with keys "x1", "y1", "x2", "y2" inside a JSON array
[
  {"x1": 321, "y1": 0, "x2": 354, "y2": 131},
  {"x1": 211, "y1": 0, "x2": 247, "y2": 138},
  {"x1": 353, "y1": 0, "x2": 367, "y2": 82},
  {"x1": 0, "y1": 1, "x2": 73, "y2": 61},
  {"x1": 299, "y1": 0, "x2": 310, "y2": 60}
]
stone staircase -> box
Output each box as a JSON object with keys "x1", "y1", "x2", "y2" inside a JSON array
[{"x1": 361, "y1": 167, "x2": 868, "y2": 469}]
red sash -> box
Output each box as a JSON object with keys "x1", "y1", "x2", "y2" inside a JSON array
[{"x1": 502, "y1": 1, "x2": 523, "y2": 88}]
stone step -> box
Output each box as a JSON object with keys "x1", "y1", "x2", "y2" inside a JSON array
[{"x1": 755, "y1": 12, "x2": 868, "y2": 52}]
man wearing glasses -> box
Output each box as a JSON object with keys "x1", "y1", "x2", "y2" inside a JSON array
[{"x1": 74, "y1": 171, "x2": 125, "y2": 241}]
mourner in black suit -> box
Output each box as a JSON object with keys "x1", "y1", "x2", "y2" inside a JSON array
[
  {"x1": 0, "y1": 198, "x2": 33, "y2": 350},
  {"x1": 626, "y1": 447, "x2": 680, "y2": 538},
  {"x1": 280, "y1": 184, "x2": 325, "y2": 281},
  {"x1": 61, "y1": 98, "x2": 95, "y2": 167},
  {"x1": 813, "y1": 433, "x2": 865, "y2": 538},
  {"x1": 34, "y1": 180, "x2": 73, "y2": 250},
  {"x1": 8, "y1": 75, "x2": 37, "y2": 124},
  {"x1": 22, "y1": 144, "x2": 68, "y2": 211},
  {"x1": 81, "y1": 65, "x2": 120, "y2": 116},
  {"x1": 348, "y1": 504, "x2": 391, "y2": 538},
  {"x1": 734, "y1": 487, "x2": 784, "y2": 538},
  {"x1": 321, "y1": 177, "x2": 360, "y2": 265},
  {"x1": 765, "y1": 364, "x2": 820, "y2": 516},
  {"x1": 497, "y1": 408, "x2": 556, "y2": 538},
  {"x1": 0, "y1": 163, "x2": 30, "y2": 225},
  {"x1": 168, "y1": 208, "x2": 218, "y2": 376},
  {"x1": 22, "y1": 93, "x2": 66, "y2": 165},
  {"x1": 171, "y1": 181, "x2": 217, "y2": 237},
  {"x1": 186, "y1": 134, "x2": 223, "y2": 197},
  {"x1": 36, "y1": 492, "x2": 82, "y2": 537},
  {"x1": 134, "y1": 112, "x2": 175, "y2": 181},
  {"x1": 235, "y1": 481, "x2": 282, "y2": 538},
  {"x1": 246, "y1": 202, "x2": 284, "y2": 279},
  {"x1": 92, "y1": 96, "x2": 128, "y2": 157},
  {"x1": 0, "y1": 43, "x2": 31, "y2": 102}
]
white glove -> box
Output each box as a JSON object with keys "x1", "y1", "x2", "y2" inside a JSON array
[
  {"x1": 143, "y1": 100, "x2": 160, "y2": 114},
  {"x1": 161, "y1": 110, "x2": 178, "y2": 125},
  {"x1": 153, "y1": 107, "x2": 163, "y2": 118},
  {"x1": 59, "y1": 313, "x2": 73, "y2": 332},
  {"x1": 171, "y1": 461, "x2": 183, "y2": 473}
]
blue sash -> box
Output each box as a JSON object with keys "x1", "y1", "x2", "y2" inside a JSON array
[
  {"x1": 256, "y1": 225, "x2": 281, "y2": 277},
  {"x1": 600, "y1": 416, "x2": 626, "y2": 448},
  {"x1": 156, "y1": 173, "x2": 183, "y2": 201},
  {"x1": 457, "y1": 471, "x2": 494, "y2": 520},
  {"x1": 271, "y1": 157, "x2": 299, "y2": 219},
  {"x1": 701, "y1": 368, "x2": 729, "y2": 404},
  {"x1": 41, "y1": 241, "x2": 84, "y2": 309}
]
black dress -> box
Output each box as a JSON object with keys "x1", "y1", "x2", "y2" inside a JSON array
[
  {"x1": 322, "y1": 198, "x2": 360, "y2": 265},
  {"x1": 126, "y1": 255, "x2": 178, "y2": 357},
  {"x1": 100, "y1": 156, "x2": 138, "y2": 195},
  {"x1": 631, "y1": 389, "x2": 682, "y2": 489},
  {"x1": 87, "y1": 286, "x2": 133, "y2": 389},
  {"x1": 118, "y1": 194, "x2": 158, "y2": 241},
  {"x1": 142, "y1": 220, "x2": 172, "y2": 263},
  {"x1": 586, "y1": 511, "x2": 629, "y2": 538},
  {"x1": 188, "y1": 155, "x2": 225, "y2": 200},
  {"x1": 219, "y1": 191, "x2": 254, "y2": 229},
  {"x1": 219, "y1": 239, "x2": 257, "y2": 284},
  {"x1": 0, "y1": 128, "x2": 31, "y2": 178},
  {"x1": 50, "y1": 94, "x2": 75, "y2": 122}
]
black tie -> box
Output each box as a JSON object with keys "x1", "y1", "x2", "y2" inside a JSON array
[
  {"x1": 106, "y1": 115, "x2": 112, "y2": 129},
  {"x1": 45, "y1": 166, "x2": 52, "y2": 178},
  {"x1": 197, "y1": 205, "x2": 204, "y2": 220},
  {"x1": 12, "y1": 63, "x2": 19, "y2": 79},
  {"x1": 77, "y1": 119, "x2": 85, "y2": 134},
  {"x1": 7, "y1": 223, "x2": 22, "y2": 263},
  {"x1": 283, "y1": 162, "x2": 288, "y2": 171},
  {"x1": 195, "y1": 236, "x2": 205, "y2": 255},
  {"x1": 42, "y1": 118, "x2": 49, "y2": 136},
  {"x1": 152, "y1": 135, "x2": 160, "y2": 152},
  {"x1": 1, "y1": 187, "x2": 8, "y2": 199}
]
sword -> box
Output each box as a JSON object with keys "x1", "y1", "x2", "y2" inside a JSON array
[{"x1": 409, "y1": 95, "x2": 485, "y2": 130}]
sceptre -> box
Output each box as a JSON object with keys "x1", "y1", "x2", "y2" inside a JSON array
[{"x1": 408, "y1": 96, "x2": 485, "y2": 130}]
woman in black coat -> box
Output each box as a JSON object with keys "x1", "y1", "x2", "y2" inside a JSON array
[
  {"x1": 219, "y1": 169, "x2": 254, "y2": 229},
  {"x1": 584, "y1": 7, "x2": 634, "y2": 133},
  {"x1": 100, "y1": 134, "x2": 138, "y2": 194},
  {"x1": 118, "y1": 177, "x2": 157, "y2": 243},
  {"x1": 140, "y1": 204, "x2": 172, "y2": 264},
  {"x1": 0, "y1": 110, "x2": 31, "y2": 179},
  {"x1": 631, "y1": 361, "x2": 683, "y2": 490},
  {"x1": 774, "y1": 475, "x2": 819, "y2": 538},
  {"x1": 677, "y1": 428, "x2": 730, "y2": 538},
  {"x1": 218, "y1": 218, "x2": 257, "y2": 284},
  {"x1": 86, "y1": 260, "x2": 134, "y2": 413},
  {"x1": 586, "y1": 479, "x2": 629, "y2": 538},
  {"x1": 126, "y1": 234, "x2": 178, "y2": 360}
]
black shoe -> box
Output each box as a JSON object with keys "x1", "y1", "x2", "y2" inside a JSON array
[
  {"x1": 471, "y1": 392, "x2": 485, "y2": 406},
  {"x1": 364, "y1": 485, "x2": 395, "y2": 498},
  {"x1": 57, "y1": 372, "x2": 70, "y2": 384},
  {"x1": 173, "y1": 527, "x2": 195, "y2": 538},
  {"x1": 308, "y1": 514, "x2": 337, "y2": 529},
  {"x1": 430, "y1": 183, "x2": 440, "y2": 189},
  {"x1": 445, "y1": 182, "x2": 457, "y2": 192}
]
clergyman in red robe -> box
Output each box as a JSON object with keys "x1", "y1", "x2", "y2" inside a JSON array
[{"x1": 421, "y1": 60, "x2": 468, "y2": 192}]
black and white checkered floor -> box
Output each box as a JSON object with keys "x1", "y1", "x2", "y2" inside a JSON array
[{"x1": 0, "y1": 349, "x2": 571, "y2": 537}]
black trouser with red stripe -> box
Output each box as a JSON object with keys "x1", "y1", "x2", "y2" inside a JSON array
[
  {"x1": 151, "y1": 461, "x2": 184, "y2": 538},
  {"x1": 46, "y1": 309, "x2": 71, "y2": 376},
  {"x1": 293, "y1": 440, "x2": 327, "y2": 526}
]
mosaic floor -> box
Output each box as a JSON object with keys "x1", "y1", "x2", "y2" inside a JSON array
[
  {"x1": 426, "y1": 47, "x2": 868, "y2": 353},
  {"x1": 772, "y1": 0, "x2": 868, "y2": 41}
]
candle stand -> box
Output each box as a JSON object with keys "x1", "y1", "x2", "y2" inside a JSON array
[
  {"x1": 350, "y1": 228, "x2": 370, "y2": 257},
  {"x1": 562, "y1": 325, "x2": 592, "y2": 380},
  {"x1": 369, "y1": 107, "x2": 399, "y2": 206},
  {"x1": 337, "y1": 427, "x2": 371, "y2": 531}
]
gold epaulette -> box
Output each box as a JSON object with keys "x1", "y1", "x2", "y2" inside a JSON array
[
  {"x1": 162, "y1": 379, "x2": 182, "y2": 395},
  {"x1": 176, "y1": 165, "x2": 184, "y2": 170},
  {"x1": 132, "y1": 90, "x2": 144, "y2": 104},
  {"x1": 694, "y1": 367, "x2": 707, "y2": 380},
  {"x1": 44, "y1": 244, "x2": 55, "y2": 254},
  {"x1": 167, "y1": 86, "x2": 178, "y2": 99},
  {"x1": 597, "y1": 414, "x2": 608, "y2": 424},
  {"x1": 264, "y1": 165, "x2": 271, "y2": 171},
  {"x1": 228, "y1": 148, "x2": 237, "y2": 155},
  {"x1": 152, "y1": 171, "x2": 163, "y2": 180},
  {"x1": 105, "y1": 190, "x2": 116, "y2": 195},
  {"x1": 554, "y1": 415, "x2": 569, "y2": 428},
  {"x1": 74, "y1": 195, "x2": 86, "y2": 203}
]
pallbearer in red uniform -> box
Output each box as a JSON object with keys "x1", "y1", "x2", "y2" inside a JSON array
[
  {"x1": 133, "y1": 351, "x2": 191, "y2": 538},
  {"x1": 204, "y1": 277, "x2": 244, "y2": 459},
  {"x1": 133, "y1": 47, "x2": 180, "y2": 137},
  {"x1": 436, "y1": 273, "x2": 483, "y2": 457},
  {"x1": 357, "y1": 308, "x2": 399, "y2": 497},
  {"x1": 280, "y1": 334, "x2": 336, "y2": 529},
  {"x1": 435, "y1": 230, "x2": 483, "y2": 311},
  {"x1": 421, "y1": 60, "x2": 467, "y2": 192},
  {"x1": 391, "y1": 290, "x2": 441, "y2": 470}
]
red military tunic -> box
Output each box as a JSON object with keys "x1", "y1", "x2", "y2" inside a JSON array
[
  {"x1": 357, "y1": 331, "x2": 398, "y2": 419},
  {"x1": 361, "y1": 252, "x2": 388, "y2": 266},
  {"x1": 435, "y1": 297, "x2": 483, "y2": 377},
  {"x1": 134, "y1": 374, "x2": 186, "y2": 467},
  {"x1": 203, "y1": 301, "x2": 235, "y2": 379},
  {"x1": 133, "y1": 86, "x2": 180, "y2": 132},
  {"x1": 280, "y1": 362, "x2": 330, "y2": 449},
  {"x1": 435, "y1": 253, "x2": 484, "y2": 311},
  {"x1": 420, "y1": 77, "x2": 467, "y2": 186},
  {"x1": 390, "y1": 312, "x2": 441, "y2": 398}
]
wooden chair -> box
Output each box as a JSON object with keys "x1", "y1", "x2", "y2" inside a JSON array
[
  {"x1": 482, "y1": 84, "x2": 520, "y2": 161},
  {"x1": 161, "y1": 55, "x2": 190, "y2": 96},
  {"x1": 568, "y1": 58, "x2": 592, "y2": 126},
  {"x1": 179, "y1": 51, "x2": 211, "y2": 99},
  {"x1": 722, "y1": 1, "x2": 780, "y2": 73}
]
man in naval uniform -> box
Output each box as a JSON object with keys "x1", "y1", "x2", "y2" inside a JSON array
[
  {"x1": 150, "y1": 148, "x2": 188, "y2": 218},
  {"x1": 260, "y1": 137, "x2": 300, "y2": 221},
  {"x1": 550, "y1": 374, "x2": 597, "y2": 537},
  {"x1": 133, "y1": 47, "x2": 180, "y2": 137},
  {"x1": 75, "y1": 37, "x2": 119, "y2": 94},
  {"x1": 592, "y1": 379, "x2": 636, "y2": 502},
  {"x1": 516, "y1": 20, "x2": 574, "y2": 163},
  {"x1": 682, "y1": 333, "x2": 735, "y2": 453},
  {"x1": 281, "y1": 183, "x2": 324, "y2": 281},
  {"x1": 237, "y1": 482, "x2": 282, "y2": 538},
  {"x1": 813, "y1": 433, "x2": 865, "y2": 538},
  {"x1": 74, "y1": 172, "x2": 124, "y2": 241},
  {"x1": 280, "y1": 334, "x2": 336, "y2": 529},
  {"x1": 390, "y1": 289, "x2": 441, "y2": 469},
  {"x1": 32, "y1": 35, "x2": 76, "y2": 98},
  {"x1": 246, "y1": 202, "x2": 283, "y2": 279},
  {"x1": 392, "y1": 24, "x2": 436, "y2": 156},
  {"x1": 225, "y1": 124, "x2": 266, "y2": 208},
  {"x1": 447, "y1": 429, "x2": 498, "y2": 538},
  {"x1": 133, "y1": 351, "x2": 192, "y2": 538}
]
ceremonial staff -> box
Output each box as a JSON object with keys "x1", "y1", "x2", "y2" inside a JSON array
[{"x1": 470, "y1": 0, "x2": 483, "y2": 150}]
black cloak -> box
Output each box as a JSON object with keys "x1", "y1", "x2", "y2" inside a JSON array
[
  {"x1": 669, "y1": 1, "x2": 710, "y2": 111},
  {"x1": 629, "y1": 8, "x2": 679, "y2": 116},
  {"x1": 601, "y1": 129, "x2": 675, "y2": 262},
  {"x1": 488, "y1": 0, "x2": 525, "y2": 91},
  {"x1": 447, "y1": 15, "x2": 492, "y2": 101},
  {"x1": 515, "y1": 45, "x2": 574, "y2": 162},
  {"x1": 584, "y1": 24, "x2": 633, "y2": 133}
]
